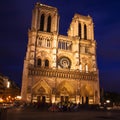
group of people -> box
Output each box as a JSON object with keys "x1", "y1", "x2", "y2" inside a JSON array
[
  {"x1": 14, "y1": 101, "x2": 97, "y2": 112},
  {"x1": 48, "y1": 102, "x2": 80, "y2": 112}
]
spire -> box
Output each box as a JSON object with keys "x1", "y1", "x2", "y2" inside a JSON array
[
  {"x1": 36, "y1": 1, "x2": 41, "y2": 7},
  {"x1": 36, "y1": 0, "x2": 41, "y2": 4}
]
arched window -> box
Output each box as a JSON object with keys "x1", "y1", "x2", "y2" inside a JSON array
[
  {"x1": 58, "y1": 41, "x2": 61, "y2": 49},
  {"x1": 45, "y1": 59, "x2": 49, "y2": 67},
  {"x1": 78, "y1": 23, "x2": 81, "y2": 39},
  {"x1": 47, "y1": 39, "x2": 50, "y2": 47},
  {"x1": 37, "y1": 59, "x2": 41, "y2": 67},
  {"x1": 62, "y1": 42, "x2": 65, "y2": 49},
  {"x1": 47, "y1": 16, "x2": 51, "y2": 32},
  {"x1": 84, "y1": 24, "x2": 87, "y2": 40},
  {"x1": 37, "y1": 37, "x2": 42, "y2": 46},
  {"x1": 40, "y1": 14, "x2": 45, "y2": 31},
  {"x1": 67, "y1": 42, "x2": 72, "y2": 50}
]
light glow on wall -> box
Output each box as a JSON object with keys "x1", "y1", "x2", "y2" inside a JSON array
[
  {"x1": 0, "y1": 98, "x2": 3, "y2": 102},
  {"x1": 7, "y1": 81, "x2": 10, "y2": 88},
  {"x1": 85, "y1": 64, "x2": 88, "y2": 73},
  {"x1": 76, "y1": 95, "x2": 80, "y2": 104},
  {"x1": 79, "y1": 64, "x2": 82, "y2": 71},
  {"x1": 52, "y1": 95, "x2": 55, "y2": 103}
]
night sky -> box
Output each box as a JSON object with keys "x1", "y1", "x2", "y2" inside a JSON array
[{"x1": 0, "y1": 0, "x2": 120, "y2": 93}]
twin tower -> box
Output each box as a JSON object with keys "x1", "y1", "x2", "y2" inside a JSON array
[{"x1": 21, "y1": 2, "x2": 100, "y2": 104}]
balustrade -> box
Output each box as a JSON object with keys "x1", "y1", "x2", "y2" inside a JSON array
[{"x1": 28, "y1": 67, "x2": 98, "y2": 81}]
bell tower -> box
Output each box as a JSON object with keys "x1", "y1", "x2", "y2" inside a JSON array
[
  {"x1": 21, "y1": 2, "x2": 60, "y2": 101},
  {"x1": 31, "y1": 2, "x2": 59, "y2": 33},
  {"x1": 26, "y1": 2, "x2": 60, "y2": 67},
  {"x1": 67, "y1": 14, "x2": 94, "y2": 40}
]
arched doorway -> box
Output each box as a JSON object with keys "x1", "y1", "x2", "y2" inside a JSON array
[
  {"x1": 80, "y1": 84, "x2": 94, "y2": 104},
  {"x1": 57, "y1": 81, "x2": 75, "y2": 103},
  {"x1": 32, "y1": 80, "x2": 51, "y2": 103},
  {"x1": 37, "y1": 95, "x2": 46, "y2": 103}
]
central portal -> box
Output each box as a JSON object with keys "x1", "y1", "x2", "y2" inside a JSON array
[
  {"x1": 61, "y1": 96, "x2": 69, "y2": 102},
  {"x1": 37, "y1": 96, "x2": 46, "y2": 103}
]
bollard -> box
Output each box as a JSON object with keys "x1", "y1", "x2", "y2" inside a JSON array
[{"x1": 0, "y1": 108, "x2": 7, "y2": 120}]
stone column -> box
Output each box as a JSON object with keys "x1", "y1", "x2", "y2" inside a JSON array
[
  {"x1": 52, "y1": 34, "x2": 57, "y2": 68},
  {"x1": 91, "y1": 23, "x2": 94, "y2": 40},
  {"x1": 81, "y1": 22, "x2": 84, "y2": 39},
  {"x1": 76, "y1": 95, "x2": 80, "y2": 104}
]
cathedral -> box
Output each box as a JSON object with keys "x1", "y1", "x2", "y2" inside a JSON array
[{"x1": 21, "y1": 2, "x2": 100, "y2": 104}]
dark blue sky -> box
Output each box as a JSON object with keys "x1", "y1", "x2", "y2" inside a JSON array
[{"x1": 0, "y1": 0, "x2": 120, "y2": 93}]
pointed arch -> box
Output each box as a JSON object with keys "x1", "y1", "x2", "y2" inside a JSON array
[
  {"x1": 84, "y1": 24, "x2": 87, "y2": 39},
  {"x1": 57, "y1": 81, "x2": 75, "y2": 95},
  {"x1": 37, "y1": 58, "x2": 41, "y2": 67},
  {"x1": 81, "y1": 84, "x2": 94, "y2": 96},
  {"x1": 32, "y1": 80, "x2": 51, "y2": 95},
  {"x1": 45, "y1": 59, "x2": 49, "y2": 67},
  {"x1": 40, "y1": 14, "x2": 45, "y2": 31},
  {"x1": 37, "y1": 36, "x2": 42, "y2": 46},
  {"x1": 47, "y1": 15, "x2": 51, "y2": 32}
]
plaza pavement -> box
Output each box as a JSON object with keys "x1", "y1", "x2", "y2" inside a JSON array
[{"x1": 6, "y1": 107, "x2": 120, "y2": 120}]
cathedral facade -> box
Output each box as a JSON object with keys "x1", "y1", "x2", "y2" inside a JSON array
[{"x1": 21, "y1": 2, "x2": 100, "y2": 104}]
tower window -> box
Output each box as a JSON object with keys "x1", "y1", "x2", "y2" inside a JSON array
[
  {"x1": 47, "y1": 16, "x2": 51, "y2": 32},
  {"x1": 45, "y1": 59, "x2": 49, "y2": 67},
  {"x1": 84, "y1": 24, "x2": 87, "y2": 40},
  {"x1": 37, "y1": 59, "x2": 41, "y2": 66},
  {"x1": 40, "y1": 14, "x2": 45, "y2": 31}
]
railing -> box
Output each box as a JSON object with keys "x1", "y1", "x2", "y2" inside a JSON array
[{"x1": 28, "y1": 67, "x2": 98, "y2": 81}]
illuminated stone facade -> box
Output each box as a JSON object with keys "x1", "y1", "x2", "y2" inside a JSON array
[{"x1": 21, "y1": 2, "x2": 100, "y2": 104}]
